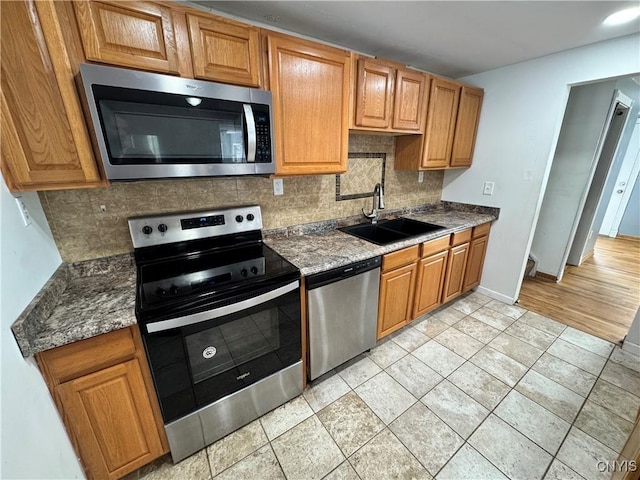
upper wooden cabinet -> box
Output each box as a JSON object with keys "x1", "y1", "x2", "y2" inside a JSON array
[
  {"x1": 268, "y1": 34, "x2": 351, "y2": 175},
  {"x1": 451, "y1": 86, "x2": 484, "y2": 167},
  {"x1": 422, "y1": 78, "x2": 460, "y2": 168},
  {"x1": 73, "y1": 1, "x2": 263, "y2": 85},
  {"x1": 187, "y1": 13, "x2": 261, "y2": 87},
  {"x1": 393, "y1": 69, "x2": 428, "y2": 131},
  {"x1": 351, "y1": 56, "x2": 428, "y2": 134},
  {"x1": 73, "y1": 1, "x2": 182, "y2": 74},
  {"x1": 395, "y1": 78, "x2": 484, "y2": 170},
  {"x1": 1, "y1": 1, "x2": 103, "y2": 191}
]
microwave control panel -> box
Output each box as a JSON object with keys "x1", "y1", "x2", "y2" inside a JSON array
[{"x1": 253, "y1": 105, "x2": 271, "y2": 163}]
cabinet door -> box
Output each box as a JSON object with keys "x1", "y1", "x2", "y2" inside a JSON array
[
  {"x1": 413, "y1": 250, "x2": 449, "y2": 318},
  {"x1": 392, "y1": 70, "x2": 427, "y2": 131},
  {"x1": 73, "y1": 0, "x2": 180, "y2": 74},
  {"x1": 1, "y1": 1, "x2": 102, "y2": 191},
  {"x1": 442, "y1": 242, "x2": 470, "y2": 303},
  {"x1": 451, "y1": 86, "x2": 484, "y2": 168},
  {"x1": 268, "y1": 34, "x2": 350, "y2": 175},
  {"x1": 354, "y1": 59, "x2": 395, "y2": 129},
  {"x1": 378, "y1": 263, "x2": 417, "y2": 339},
  {"x1": 463, "y1": 235, "x2": 489, "y2": 292},
  {"x1": 187, "y1": 14, "x2": 260, "y2": 86},
  {"x1": 58, "y1": 359, "x2": 165, "y2": 480},
  {"x1": 421, "y1": 78, "x2": 460, "y2": 169}
]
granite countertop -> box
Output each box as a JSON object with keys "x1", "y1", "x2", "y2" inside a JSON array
[
  {"x1": 11, "y1": 201, "x2": 498, "y2": 357},
  {"x1": 11, "y1": 254, "x2": 137, "y2": 358},
  {"x1": 264, "y1": 201, "x2": 499, "y2": 276}
]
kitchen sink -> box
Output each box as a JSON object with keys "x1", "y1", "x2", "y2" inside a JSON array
[{"x1": 339, "y1": 218, "x2": 446, "y2": 245}]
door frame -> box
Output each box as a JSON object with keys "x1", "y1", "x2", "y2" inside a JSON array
[
  {"x1": 600, "y1": 116, "x2": 640, "y2": 237},
  {"x1": 557, "y1": 89, "x2": 633, "y2": 281}
]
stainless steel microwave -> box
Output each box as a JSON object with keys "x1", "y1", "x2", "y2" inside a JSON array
[{"x1": 79, "y1": 63, "x2": 275, "y2": 181}]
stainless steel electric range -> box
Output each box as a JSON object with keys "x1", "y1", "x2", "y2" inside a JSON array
[{"x1": 129, "y1": 205, "x2": 302, "y2": 462}]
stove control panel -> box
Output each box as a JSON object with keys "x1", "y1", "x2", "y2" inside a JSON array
[
  {"x1": 142, "y1": 258, "x2": 266, "y2": 303},
  {"x1": 128, "y1": 205, "x2": 263, "y2": 249}
]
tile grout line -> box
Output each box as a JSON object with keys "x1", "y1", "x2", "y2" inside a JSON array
[
  {"x1": 537, "y1": 342, "x2": 619, "y2": 480},
  {"x1": 421, "y1": 303, "x2": 597, "y2": 480},
  {"x1": 195, "y1": 297, "x2": 630, "y2": 480}
]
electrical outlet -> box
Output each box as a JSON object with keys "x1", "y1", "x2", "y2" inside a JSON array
[
  {"x1": 15, "y1": 196, "x2": 32, "y2": 227},
  {"x1": 273, "y1": 178, "x2": 284, "y2": 196},
  {"x1": 418, "y1": 171, "x2": 425, "y2": 183},
  {"x1": 483, "y1": 181, "x2": 495, "y2": 195}
]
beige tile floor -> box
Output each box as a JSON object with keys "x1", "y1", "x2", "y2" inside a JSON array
[{"x1": 126, "y1": 292, "x2": 640, "y2": 480}]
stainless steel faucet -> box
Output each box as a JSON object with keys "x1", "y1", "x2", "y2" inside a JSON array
[{"x1": 363, "y1": 183, "x2": 385, "y2": 224}]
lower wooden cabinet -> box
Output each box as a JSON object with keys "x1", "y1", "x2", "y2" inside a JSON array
[
  {"x1": 37, "y1": 327, "x2": 168, "y2": 480},
  {"x1": 463, "y1": 223, "x2": 491, "y2": 292},
  {"x1": 413, "y1": 250, "x2": 449, "y2": 318},
  {"x1": 377, "y1": 224, "x2": 491, "y2": 340},
  {"x1": 378, "y1": 260, "x2": 417, "y2": 339},
  {"x1": 442, "y1": 241, "x2": 470, "y2": 303}
]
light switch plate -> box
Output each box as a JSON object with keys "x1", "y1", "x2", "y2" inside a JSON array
[
  {"x1": 15, "y1": 196, "x2": 32, "y2": 227},
  {"x1": 273, "y1": 178, "x2": 284, "y2": 196},
  {"x1": 483, "y1": 181, "x2": 495, "y2": 195},
  {"x1": 418, "y1": 171, "x2": 425, "y2": 183}
]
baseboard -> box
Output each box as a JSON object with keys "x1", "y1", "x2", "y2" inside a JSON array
[
  {"x1": 622, "y1": 340, "x2": 640, "y2": 356},
  {"x1": 528, "y1": 252, "x2": 539, "y2": 277},
  {"x1": 475, "y1": 285, "x2": 516, "y2": 305},
  {"x1": 580, "y1": 250, "x2": 595, "y2": 264},
  {"x1": 617, "y1": 234, "x2": 640, "y2": 241},
  {"x1": 534, "y1": 271, "x2": 558, "y2": 282}
]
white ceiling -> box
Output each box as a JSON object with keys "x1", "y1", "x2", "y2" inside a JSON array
[{"x1": 191, "y1": 1, "x2": 640, "y2": 78}]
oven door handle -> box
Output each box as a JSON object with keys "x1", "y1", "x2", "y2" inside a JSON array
[{"x1": 145, "y1": 280, "x2": 299, "y2": 333}]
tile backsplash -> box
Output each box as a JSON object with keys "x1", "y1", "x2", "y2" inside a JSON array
[{"x1": 40, "y1": 135, "x2": 443, "y2": 262}]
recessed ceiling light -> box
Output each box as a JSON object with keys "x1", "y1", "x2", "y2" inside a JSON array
[{"x1": 603, "y1": 7, "x2": 640, "y2": 26}]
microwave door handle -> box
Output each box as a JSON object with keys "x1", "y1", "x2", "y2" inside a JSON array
[
  {"x1": 243, "y1": 104, "x2": 256, "y2": 163},
  {"x1": 145, "y1": 280, "x2": 299, "y2": 333}
]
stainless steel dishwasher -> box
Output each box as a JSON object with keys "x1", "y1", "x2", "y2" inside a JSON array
[{"x1": 306, "y1": 256, "x2": 381, "y2": 380}]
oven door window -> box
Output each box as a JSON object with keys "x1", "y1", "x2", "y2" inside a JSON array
[{"x1": 184, "y1": 288, "x2": 301, "y2": 408}]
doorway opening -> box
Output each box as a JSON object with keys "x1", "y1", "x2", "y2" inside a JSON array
[{"x1": 520, "y1": 74, "x2": 640, "y2": 342}]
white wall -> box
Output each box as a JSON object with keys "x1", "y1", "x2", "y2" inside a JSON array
[
  {"x1": 0, "y1": 176, "x2": 84, "y2": 479},
  {"x1": 443, "y1": 34, "x2": 640, "y2": 303},
  {"x1": 619, "y1": 174, "x2": 640, "y2": 236},
  {"x1": 531, "y1": 80, "x2": 616, "y2": 274}
]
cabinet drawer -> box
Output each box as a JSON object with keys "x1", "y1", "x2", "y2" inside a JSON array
[
  {"x1": 37, "y1": 328, "x2": 136, "y2": 383},
  {"x1": 420, "y1": 235, "x2": 450, "y2": 258},
  {"x1": 382, "y1": 245, "x2": 419, "y2": 272},
  {"x1": 451, "y1": 229, "x2": 472, "y2": 246},
  {"x1": 472, "y1": 222, "x2": 491, "y2": 238}
]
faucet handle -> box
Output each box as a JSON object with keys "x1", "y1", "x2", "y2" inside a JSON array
[{"x1": 362, "y1": 207, "x2": 376, "y2": 219}]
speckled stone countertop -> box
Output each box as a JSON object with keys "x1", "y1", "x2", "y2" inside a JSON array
[
  {"x1": 264, "y1": 201, "x2": 499, "y2": 276},
  {"x1": 11, "y1": 201, "x2": 497, "y2": 357},
  {"x1": 11, "y1": 254, "x2": 137, "y2": 357}
]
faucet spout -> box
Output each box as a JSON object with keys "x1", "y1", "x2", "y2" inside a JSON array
[{"x1": 362, "y1": 183, "x2": 385, "y2": 224}]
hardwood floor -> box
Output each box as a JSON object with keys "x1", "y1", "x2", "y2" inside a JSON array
[{"x1": 518, "y1": 235, "x2": 640, "y2": 344}]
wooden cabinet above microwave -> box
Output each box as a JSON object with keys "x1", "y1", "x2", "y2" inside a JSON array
[{"x1": 72, "y1": 1, "x2": 263, "y2": 87}]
